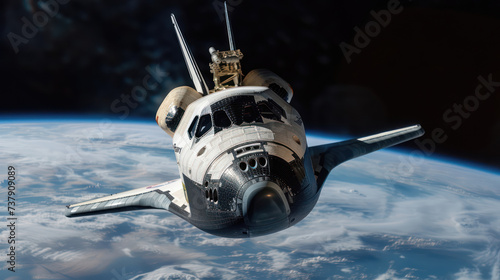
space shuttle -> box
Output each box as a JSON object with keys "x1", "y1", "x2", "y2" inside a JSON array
[{"x1": 66, "y1": 3, "x2": 424, "y2": 237}]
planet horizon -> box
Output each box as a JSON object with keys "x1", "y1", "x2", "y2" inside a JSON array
[{"x1": 1, "y1": 118, "x2": 499, "y2": 280}]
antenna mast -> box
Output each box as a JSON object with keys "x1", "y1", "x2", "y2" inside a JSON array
[
  {"x1": 225, "y1": 2, "x2": 235, "y2": 51},
  {"x1": 171, "y1": 14, "x2": 209, "y2": 96}
]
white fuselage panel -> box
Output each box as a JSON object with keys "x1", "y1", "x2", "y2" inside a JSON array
[{"x1": 172, "y1": 86, "x2": 306, "y2": 185}]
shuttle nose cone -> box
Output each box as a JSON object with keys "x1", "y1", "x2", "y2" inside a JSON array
[{"x1": 243, "y1": 181, "x2": 290, "y2": 232}]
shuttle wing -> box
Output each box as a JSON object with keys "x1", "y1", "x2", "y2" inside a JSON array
[
  {"x1": 309, "y1": 125, "x2": 425, "y2": 189},
  {"x1": 65, "y1": 179, "x2": 190, "y2": 220}
]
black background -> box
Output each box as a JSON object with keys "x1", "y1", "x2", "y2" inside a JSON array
[{"x1": 1, "y1": 0, "x2": 499, "y2": 170}]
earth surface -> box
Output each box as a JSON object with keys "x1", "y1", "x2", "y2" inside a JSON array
[{"x1": 1, "y1": 119, "x2": 499, "y2": 280}]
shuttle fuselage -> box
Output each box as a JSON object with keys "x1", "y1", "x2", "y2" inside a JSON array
[{"x1": 65, "y1": 3, "x2": 424, "y2": 238}]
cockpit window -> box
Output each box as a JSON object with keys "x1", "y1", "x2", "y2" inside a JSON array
[
  {"x1": 210, "y1": 96, "x2": 287, "y2": 133},
  {"x1": 188, "y1": 116, "x2": 198, "y2": 139},
  {"x1": 211, "y1": 96, "x2": 262, "y2": 126},
  {"x1": 195, "y1": 114, "x2": 212, "y2": 137},
  {"x1": 257, "y1": 102, "x2": 280, "y2": 121},
  {"x1": 242, "y1": 104, "x2": 259, "y2": 123},
  {"x1": 267, "y1": 99, "x2": 287, "y2": 119},
  {"x1": 213, "y1": 110, "x2": 231, "y2": 128}
]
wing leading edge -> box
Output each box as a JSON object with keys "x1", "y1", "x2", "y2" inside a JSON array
[
  {"x1": 65, "y1": 179, "x2": 190, "y2": 220},
  {"x1": 309, "y1": 124, "x2": 425, "y2": 189}
]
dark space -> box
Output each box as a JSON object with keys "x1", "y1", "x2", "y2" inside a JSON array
[{"x1": 1, "y1": 0, "x2": 499, "y2": 170}]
